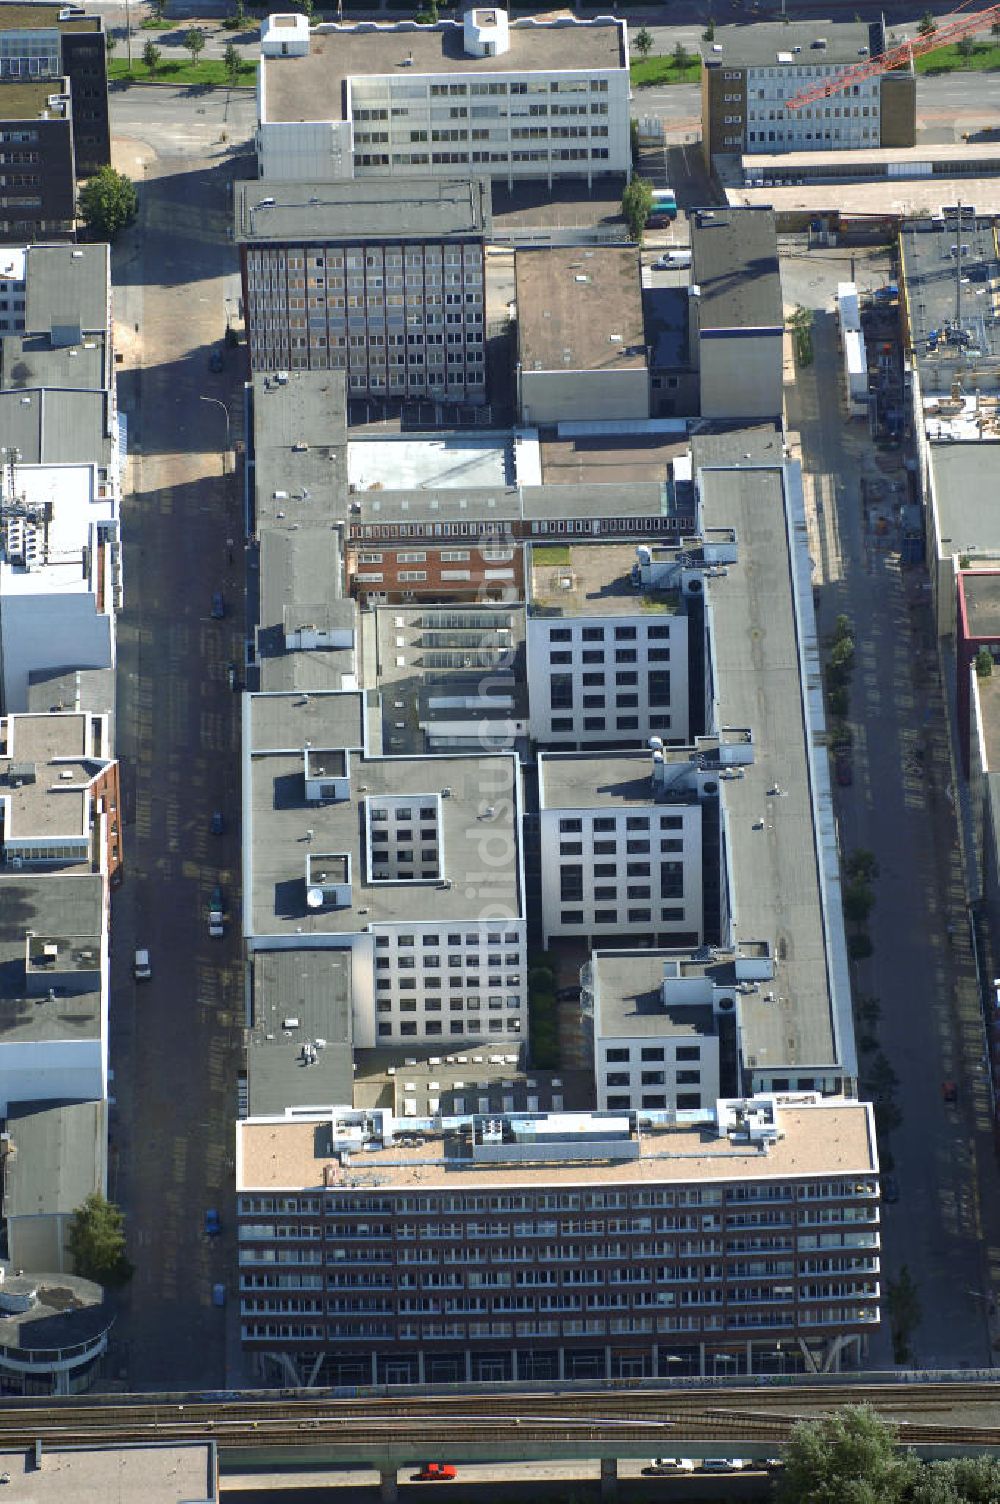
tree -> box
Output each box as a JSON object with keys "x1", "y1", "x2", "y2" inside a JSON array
[
  {"x1": 910, "y1": 1456, "x2": 1000, "y2": 1502},
  {"x1": 703, "y1": 17, "x2": 715, "y2": 42},
  {"x1": 977, "y1": 648, "x2": 994, "y2": 677},
  {"x1": 957, "y1": 33, "x2": 976, "y2": 58},
  {"x1": 67, "y1": 1193, "x2": 134, "y2": 1288},
  {"x1": 917, "y1": 9, "x2": 937, "y2": 35},
  {"x1": 294, "y1": 0, "x2": 315, "y2": 20},
  {"x1": 843, "y1": 879, "x2": 875, "y2": 925},
  {"x1": 672, "y1": 40, "x2": 692, "y2": 69},
  {"x1": 106, "y1": 31, "x2": 117, "y2": 57},
  {"x1": 78, "y1": 165, "x2": 138, "y2": 240},
  {"x1": 621, "y1": 176, "x2": 653, "y2": 242},
  {"x1": 778, "y1": 1406, "x2": 919, "y2": 1504},
  {"x1": 184, "y1": 26, "x2": 206, "y2": 65},
  {"x1": 142, "y1": 38, "x2": 162, "y2": 73},
  {"x1": 993, "y1": 15, "x2": 1000, "y2": 38},
  {"x1": 150, "y1": 0, "x2": 167, "y2": 17},
  {"x1": 634, "y1": 25, "x2": 652, "y2": 58},
  {"x1": 887, "y1": 1264, "x2": 921, "y2": 1363},
  {"x1": 224, "y1": 40, "x2": 241, "y2": 85}
]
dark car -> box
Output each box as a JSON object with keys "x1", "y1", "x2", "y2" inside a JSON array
[
  {"x1": 942, "y1": 1079, "x2": 958, "y2": 1105},
  {"x1": 835, "y1": 753, "x2": 853, "y2": 787},
  {"x1": 882, "y1": 1174, "x2": 899, "y2": 1204},
  {"x1": 211, "y1": 590, "x2": 225, "y2": 619},
  {"x1": 211, "y1": 810, "x2": 224, "y2": 836},
  {"x1": 556, "y1": 985, "x2": 582, "y2": 1002},
  {"x1": 204, "y1": 1207, "x2": 221, "y2": 1237},
  {"x1": 209, "y1": 347, "x2": 224, "y2": 373}
]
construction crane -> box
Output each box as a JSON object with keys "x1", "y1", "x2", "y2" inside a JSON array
[{"x1": 785, "y1": 2, "x2": 1000, "y2": 109}]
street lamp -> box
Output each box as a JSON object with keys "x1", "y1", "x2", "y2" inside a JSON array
[{"x1": 199, "y1": 394, "x2": 231, "y2": 475}]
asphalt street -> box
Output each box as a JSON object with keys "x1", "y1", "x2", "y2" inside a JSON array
[
  {"x1": 782, "y1": 249, "x2": 1000, "y2": 1370},
  {"x1": 106, "y1": 87, "x2": 255, "y2": 1389}
]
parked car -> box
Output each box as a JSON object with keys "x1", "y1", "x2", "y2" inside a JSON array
[
  {"x1": 211, "y1": 809, "x2": 224, "y2": 836},
  {"x1": 646, "y1": 1459, "x2": 696, "y2": 1475},
  {"x1": 209, "y1": 885, "x2": 224, "y2": 939},
  {"x1": 211, "y1": 590, "x2": 225, "y2": 619},
  {"x1": 212, "y1": 1282, "x2": 226, "y2": 1308},
  {"x1": 204, "y1": 1207, "x2": 221, "y2": 1237},
  {"x1": 416, "y1": 1465, "x2": 457, "y2": 1482},
  {"x1": 882, "y1": 1173, "x2": 899, "y2": 1203},
  {"x1": 208, "y1": 347, "x2": 224, "y2": 373},
  {"x1": 835, "y1": 752, "x2": 853, "y2": 786},
  {"x1": 942, "y1": 1079, "x2": 958, "y2": 1104},
  {"x1": 227, "y1": 661, "x2": 238, "y2": 691},
  {"x1": 556, "y1": 985, "x2": 582, "y2": 1002},
  {"x1": 651, "y1": 249, "x2": 692, "y2": 270},
  {"x1": 701, "y1": 1459, "x2": 748, "y2": 1473},
  {"x1": 133, "y1": 947, "x2": 151, "y2": 981},
  {"x1": 765, "y1": 1458, "x2": 786, "y2": 1472}
]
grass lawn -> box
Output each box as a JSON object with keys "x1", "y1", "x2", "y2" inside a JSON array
[
  {"x1": 532, "y1": 544, "x2": 572, "y2": 565},
  {"x1": 631, "y1": 53, "x2": 701, "y2": 86},
  {"x1": 915, "y1": 40, "x2": 1000, "y2": 73},
  {"x1": 109, "y1": 56, "x2": 256, "y2": 85},
  {"x1": 139, "y1": 16, "x2": 172, "y2": 27}
]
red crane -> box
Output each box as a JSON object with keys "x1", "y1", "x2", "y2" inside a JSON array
[{"x1": 785, "y1": 2, "x2": 1000, "y2": 110}]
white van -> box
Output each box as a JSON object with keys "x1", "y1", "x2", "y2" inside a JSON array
[
  {"x1": 133, "y1": 948, "x2": 151, "y2": 981},
  {"x1": 652, "y1": 249, "x2": 692, "y2": 270}
]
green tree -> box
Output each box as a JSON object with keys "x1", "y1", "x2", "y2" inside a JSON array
[
  {"x1": 910, "y1": 1456, "x2": 1000, "y2": 1502},
  {"x1": 957, "y1": 33, "x2": 976, "y2": 58},
  {"x1": 887, "y1": 1264, "x2": 921, "y2": 1363},
  {"x1": 224, "y1": 39, "x2": 241, "y2": 84},
  {"x1": 150, "y1": 0, "x2": 167, "y2": 18},
  {"x1": 295, "y1": 0, "x2": 315, "y2": 19},
  {"x1": 67, "y1": 1193, "x2": 134, "y2": 1287},
  {"x1": 846, "y1": 849, "x2": 879, "y2": 884},
  {"x1": 78, "y1": 165, "x2": 138, "y2": 240},
  {"x1": 634, "y1": 25, "x2": 653, "y2": 58},
  {"x1": 834, "y1": 612, "x2": 853, "y2": 641},
  {"x1": 977, "y1": 648, "x2": 994, "y2": 676},
  {"x1": 105, "y1": 30, "x2": 117, "y2": 57},
  {"x1": 184, "y1": 26, "x2": 206, "y2": 64},
  {"x1": 917, "y1": 9, "x2": 937, "y2": 35},
  {"x1": 703, "y1": 17, "x2": 715, "y2": 42},
  {"x1": 142, "y1": 38, "x2": 161, "y2": 73},
  {"x1": 843, "y1": 879, "x2": 875, "y2": 925},
  {"x1": 778, "y1": 1405, "x2": 919, "y2": 1504},
  {"x1": 621, "y1": 176, "x2": 653, "y2": 241},
  {"x1": 672, "y1": 40, "x2": 692, "y2": 69}
]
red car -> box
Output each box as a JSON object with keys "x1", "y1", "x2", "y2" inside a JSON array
[
  {"x1": 942, "y1": 1080, "x2": 958, "y2": 1105},
  {"x1": 417, "y1": 1465, "x2": 457, "y2": 1482}
]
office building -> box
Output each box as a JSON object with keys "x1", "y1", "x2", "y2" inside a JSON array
[
  {"x1": 242, "y1": 688, "x2": 528, "y2": 1046},
  {"x1": 515, "y1": 247, "x2": 649, "y2": 425},
  {"x1": 0, "y1": 78, "x2": 74, "y2": 241},
  {"x1": 690, "y1": 207, "x2": 783, "y2": 421},
  {"x1": 700, "y1": 19, "x2": 915, "y2": 160},
  {"x1": 537, "y1": 738, "x2": 747, "y2": 951},
  {"x1": 0, "y1": 0, "x2": 110, "y2": 173},
  {"x1": 236, "y1": 1094, "x2": 881, "y2": 1386},
  {"x1": 256, "y1": 8, "x2": 630, "y2": 186},
  {"x1": 236, "y1": 178, "x2": 489, "y2": 400},
  {"x1": 525, "y1": 541, "x2": 690, "y2": 749}
]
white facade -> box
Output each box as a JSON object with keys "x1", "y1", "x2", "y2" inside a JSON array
[
  {"x1": 538, "y1": 762, "x2": 705, "y2": 948},
  {"x1": 0, "y1": 463, "x2": 119, "y2": 711},
  {"x1": 745, "y1": 64, "x2": 879, "y2": 153},
  {"x1": 0, "y1": 1034, "x2": 105, "y2": 1115},
  {"x1": 257, "y1": 13, "x2": 631, "y2": 185},
  {"x1": 527, "y1": 611, "x2": 688, "y2": 747},
  {"x1": 372, "y1": 919, "x2": 527, "y2": 1046},
  {"x1": 596, "y1": 1029, "x2": 720, "y2": 1115}
]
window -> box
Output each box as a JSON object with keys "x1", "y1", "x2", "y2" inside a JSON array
[
  {"x1": 661, "y1": 862, "x2": 684, "y2": 898},
  {"x1": 606, "y1": 1048, "x2": 630, "y2": 1063},
  {"x1": 677, "y1": 1070, "x2": 701, "y2": 1085},
  {"x1": 676, "y1": 1046, "x2": 700, "y2": 1062},
  {"x1": 550, "y1": 674, "x2": 573, "y2": 710},
  {"x1": 641, "y1": 1047, "x2": 664, "y2": 1062},
  {"x1": 561, "y1": 910, "x2": 584, "y2": 925}
]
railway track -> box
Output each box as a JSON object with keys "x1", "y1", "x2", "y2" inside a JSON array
[{"x1": 0, "y1": 1383, "x2": 999, "y2": 1454}]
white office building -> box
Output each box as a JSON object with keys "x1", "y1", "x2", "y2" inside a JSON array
[
  {"x1": 243, "y1": 689, "x2": 528, "y2": 1045},
  {"x1": 256, "y1": 9, "x2": 631, "y2": 185},
  {"x1": 526, "y1": 543, "x2": 690, "y2": 749}
]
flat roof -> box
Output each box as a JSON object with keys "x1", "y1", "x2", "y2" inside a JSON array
[
  {"x1": 249, "y1": 949, "x2": 354, "y2": 1115},
  {"x1": 516, "y1": 247, "x2": 646, "y2": 374},
  {"x1": 0, "y1": 1269, "x2": 110, "y2": 1355},
  {"x1": 262, "y1": 16, "x2": 626, "y2": 125},
  {"x1": 0, "y1": 1445, "x2": 215, "y2": 1504},
  {"x1": 0, "y1": 78, "x2": 61, "y2": 118},
  {"x1": 702, "y1": 18, "x2": 880, "y2": 68},
  {"x1": 931, "y1": 443, "x2": 1000, "y2": 559},
  {"x1": 348, "y1": 434, "x2": 513, "y2": 492},
  {"x1": 727, "y1": 178, "x2": 1000, "y2": 219},
  {"x1": 0, "y1": 387, "x2": 110, "y2": 465},
  {"x1": 4, "y1": 1098, "x2": 104, "y2": 1234},
  {"x1": 0, "y1": 712, "x2": 109, "y2": 841},
  {"x1": 540, "y1": 431, "x2": 690, "y2": 487},
  {"x1": 699, "y1": 465, "x2": 841, "y2": 1072},
  {"x1": 593, "y1": 951, "x2": 717, "y2": 1040},
  {"x1": 353, "y1": 1045, "x2": 592, "y2": 1118},
  {"x1": 540, "y1": 748, "x2": 700, "y2": 811},
  {"x1": 27, "y1": 666, "x2": 115, "y2": 726},
  {"x1": 347, "y1": 477, "x2": 670, "y2": 528},
  {"x1": 237, "y1": 177, "x2": 490, "y2": 242},
  {"x1": 977, "y1": 673, "x2": 1000, "y2": 772},
  {"x1": 0, "y1": 331, "x2": 106, "y2": 393},
  {"x1": 252, "y1": 369, "x2": 348, "y2": 538},
  {"x1": 961, "y1": 570, "x2": 1000, "y2": 640},
  {"x1": 245, "y1": 692, "x2": 523, "y2": 936},
  {"x1": 0, "y1": 3, "x2": 101, "y2": 32},
  {"x1": 25, "y1": 243, "x2": 108, "y2": 336},
  {"x1": 529, "y1": 540, "x2": 679, "y2": 616},
  {"x1": 238, "y1": 1097, "x2": 877, "y2": 1190},
  {"x1": 0, "y1": 873, "x2": 103, "y2": 1041},
  {"x1": 901, "y1": 218, "x2": 1000, "y2": 393},
  {"x1": 690, "y1": 208, "x2": 782, "y2": 333}
]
